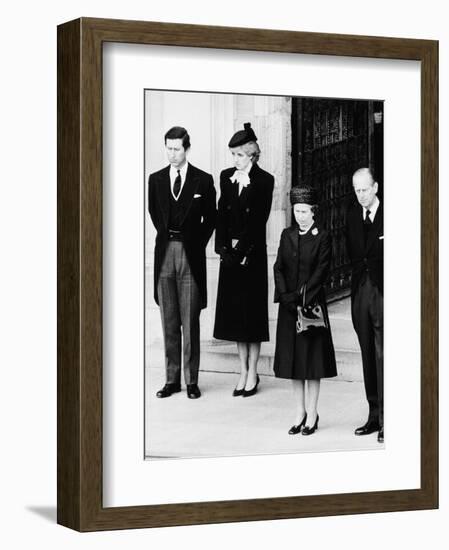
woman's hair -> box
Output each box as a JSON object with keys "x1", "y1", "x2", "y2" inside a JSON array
[{"x1": 241, "y1": 140, "x2": 261, "y2": 163}]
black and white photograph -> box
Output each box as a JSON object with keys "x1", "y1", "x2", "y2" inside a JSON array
[
  {"x1": 144, "y1": 89, "x2": 384, "y2": 459},
  {"x1": 2, "y1": 0, "x2": 444, "y2": 543}
]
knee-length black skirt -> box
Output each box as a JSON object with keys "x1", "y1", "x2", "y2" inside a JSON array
[
  {"x1": 273, "y1": 304, "x2": 337, "y2": 380},
  {"x1": 213, "y1": 254, "x2": 269, "y2": 343}
]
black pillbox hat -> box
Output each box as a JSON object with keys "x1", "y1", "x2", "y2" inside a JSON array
[{"x1": 228, "y1": 122, "x2": 258, "y2": 148}]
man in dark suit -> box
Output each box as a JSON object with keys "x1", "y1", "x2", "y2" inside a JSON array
[
  {"x1": 148, "y1": 126, "x2": 216, "y2": 399},
  {"x1": 346, "y1": 168, "x2": 384, "y2": 443}
]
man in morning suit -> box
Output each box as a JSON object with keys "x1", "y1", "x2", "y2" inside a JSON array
[
  {"x1": 346, "y1": 168, "x2": 384, "y2": 443},
  {"x1": 148, "y1": 126, "x2": 216, "y2": 399}
]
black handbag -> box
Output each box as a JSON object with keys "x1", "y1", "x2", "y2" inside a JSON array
[{"x1": 296, "y1": 284, "x2": 326, "y2": 334}]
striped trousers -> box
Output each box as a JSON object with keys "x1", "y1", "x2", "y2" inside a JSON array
[{"x1": 157, "y1": 241, "x2": 201, "y2": 385}]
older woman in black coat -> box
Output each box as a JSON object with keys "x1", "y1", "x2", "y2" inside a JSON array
[
  {"x1": 273, "y1": 186, "x2": 337, "y2": 435},
  {"x1": 214, "y1": 123, "x2": 274, "y2": 397}
]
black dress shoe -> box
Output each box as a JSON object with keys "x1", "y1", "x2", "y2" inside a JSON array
[
  {"x1": 354, "y1": 420, "x2": 380, "y2": 436},
  {"x1": 187, "y1": 384, "x2": 201, "y2": 399},
  {"x1": 288, "y1": 413, "x2": 307, "y2": 435},
  {"x1": 302, "y1": 414, "x2": 319, "y2": 435},
  {"x1": 156, "y1": 383, "x2": 181, "y2": 398},
  {"x1": 232, "y1": 387, "x2": 245, "y2": 397},
  {"x1": 377, "y1": 427, "x2": 384, "y2": 443},
  {"x1": 242, "y1": 375, "x2": 260, "y2": 397}
]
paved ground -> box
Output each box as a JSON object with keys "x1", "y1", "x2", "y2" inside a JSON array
[{"x1": 145, "y1": 368, "x2": 384, "y2": 459}]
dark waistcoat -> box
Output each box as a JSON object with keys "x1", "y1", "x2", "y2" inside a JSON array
[{"x1": 168, "y1": 192, "x2": 183, "y2": 231}]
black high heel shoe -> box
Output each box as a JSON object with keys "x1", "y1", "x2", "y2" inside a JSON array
[
  {"x1": 242, "y1": 375, "x2": 260, "y2": 397},
  {"x1": 288, "y1": 413, "x2": 307, "y2": 435},
  {"x1": 302, "y1": 414, "x2": 319, "y2": 435},
  {"x1": 233, "y1": 374, "x2": 248, "y2": 396}
]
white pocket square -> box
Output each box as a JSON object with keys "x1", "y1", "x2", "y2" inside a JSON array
[
  {"x1": 379, "y1": 236, "x2": 384, "y2": 240},
  {"x1": 194, "y1": 194, "x2": 202, "y2": 198}
]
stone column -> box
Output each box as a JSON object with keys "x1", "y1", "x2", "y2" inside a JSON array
[{"x1": 202, "y1": 94, "x2": 235, "y2": 340}]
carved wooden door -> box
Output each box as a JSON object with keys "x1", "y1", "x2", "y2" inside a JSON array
[{"x1": 292, "y1": 98, "x2": 381, "y2": 298}]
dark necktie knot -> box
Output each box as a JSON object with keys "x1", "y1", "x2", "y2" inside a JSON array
[
  {"x1": 173, "y1": 170, "x2": 181, "y2": 198},
  {"x1": 364, "y1": 210, "x2": 372, "y2": 225}
]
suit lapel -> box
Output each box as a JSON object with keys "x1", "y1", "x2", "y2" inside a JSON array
[
  {"x1": 239, "y1": 163, "x2": 258, "y2": 205},
  {"x1": 365, "y1": 203, "x2": 383, "y2": 253},
  {"x1": 228, "y1": 167, "x2": 239, "y2": 202},
  {"x1": 239, "y1": 183, "x2": 250, "y2": 204},
  {"x1": 156, "y1": 166, "x2": 171, "y2": 228},
  {"x1": 177, "y1": 163, "x2": 199, "y2": 225}
]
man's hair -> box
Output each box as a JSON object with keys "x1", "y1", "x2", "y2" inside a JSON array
[
  {"x1": 164, "y1": 126, "x2": 191, "y2": 150},
  {"x1": 353, "y1": 167, "x2": 375, "y2": 185}
]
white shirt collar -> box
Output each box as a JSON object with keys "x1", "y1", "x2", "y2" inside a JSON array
[
  {"x1": 363, "y1": 196, "x2": 380, "y2": 221},
  {"x1": 169, "y1": 162, "x2": 189, "y2": 199}
]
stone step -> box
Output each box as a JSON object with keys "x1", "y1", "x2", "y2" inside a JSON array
[
  {"x1": 147, "y1": 343, "x2": 362, "y2": 382},
  {"x1": 146, "y1": 297, "x2": 363, "y2": 382},
  {"x1": 198, "y1": 341, "x2": 362, "y2": 382},
  {"x1": 147, "y1": 328, "x2": 362, "y2": 382}
]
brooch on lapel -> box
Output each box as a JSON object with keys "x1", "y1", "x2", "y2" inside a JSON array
[{"x1": 312, "y1": 228, "x2": 319, "y2": 236}]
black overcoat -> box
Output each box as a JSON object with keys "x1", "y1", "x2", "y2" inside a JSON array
[
  {"x1": 213, "y1": 163, "x2": 274, "y2": 342},
  {"x1": 273, "y1": 224, "x2": 337, "y2": 380},
  {"x1": 345, "y1": 202, "x2": 384, "y2": 296},
  {"x1": 147, "y1": 163, "x2": 216, "y2": 309}
]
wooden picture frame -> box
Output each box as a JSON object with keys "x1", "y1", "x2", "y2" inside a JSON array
[{"x1": 57, "y1": 17, "x2": 438, "y2": 531}]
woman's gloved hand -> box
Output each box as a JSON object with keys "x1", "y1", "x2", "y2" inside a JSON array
[
  {"x1": 280, "y1": 291, "x2": 300, "y2": 313},
  {"x1": 220, "y1": 250, "x2": 239, "y2": 268}
]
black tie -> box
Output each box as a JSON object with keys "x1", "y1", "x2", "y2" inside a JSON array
[
  {"x1": 363, "y1": 209, "x2": 372, "y2": 248},
  {"x1": 173, "y1": 170, "x2": 181, "y2": 198}
]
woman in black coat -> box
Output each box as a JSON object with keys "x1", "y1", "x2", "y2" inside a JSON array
[
  {"x1": 214, "y1": 123, "x2": 274, "y2": 397},
  {"x1": 273, "y1": 186, "x2": 337, "y2": 434}
]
